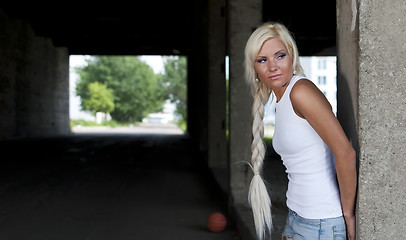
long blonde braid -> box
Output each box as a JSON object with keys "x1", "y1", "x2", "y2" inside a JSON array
[
  {"x1": 248, "y1": 80, "x2": 272, "y2": 240},
  {"x1": 245, "y1": 22, "x2": 303, "y2": 239}
]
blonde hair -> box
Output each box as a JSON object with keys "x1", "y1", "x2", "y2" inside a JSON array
[{"x1": 244, "y1": 22, "x2": 304, "y2": 239}]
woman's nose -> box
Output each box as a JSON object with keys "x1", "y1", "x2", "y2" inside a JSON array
[{"x1": 268, "y1": 60, "x2": 278, "y2": 71}]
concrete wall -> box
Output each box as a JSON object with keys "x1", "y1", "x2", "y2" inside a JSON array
[
  {"x1": 337, "y1": 0, "x2": 406, "y2": 239},
  {"x1": 0, "y1": 12, "x2": 70, "y2": 139},
  {"x1": 187, "y1": 0, "x2": 208, "y2": 152},
  {"x1": 207, "y1": 0, "x2": 227, "y2": 171},
  {"x1": 228, "y1": 0, "x2": 262, "y2": 239}
]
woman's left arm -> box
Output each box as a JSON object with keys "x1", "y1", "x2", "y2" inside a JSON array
[{"x1": 290, "y1": 79, "x2": 357, "y2": 239}]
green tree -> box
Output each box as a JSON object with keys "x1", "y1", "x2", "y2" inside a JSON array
[
  {"x1": 82, "y1": 82, "x2": 114, "y2": 115},
  {"x1": 160, "y1": 56, "x2": 187, "y2": 123},
  {"x1": 76, "y1": 56, "x2": 165, "y2": 122}
]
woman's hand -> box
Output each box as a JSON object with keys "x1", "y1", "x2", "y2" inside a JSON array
[{"x1": 345, "y1": 213, "x2": 356, "y2": 240}]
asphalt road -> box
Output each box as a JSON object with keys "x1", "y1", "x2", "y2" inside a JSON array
[{"x1": 71, "y1": 123, "x2": 184, "y2": 135}]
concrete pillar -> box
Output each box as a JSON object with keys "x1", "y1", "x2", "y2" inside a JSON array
[
  {"x1": 228, "y1": 0, "x2": 262, "y2": 238},
  {"x1": 207, "y1": 0, "x2": 227, "y2": 171},
  {"x1": 337, "y1": 0, "x2": 406, "y2": 239},
  {"x1": 187, "y1": 0, "x2": 208, "y2": 151},
  {"x1": 0, "y1": 12, "x2": 70, "y2": 139}
]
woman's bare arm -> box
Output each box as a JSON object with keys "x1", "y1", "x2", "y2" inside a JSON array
[{"x1": 290, "y1": 79, "x2": 357, "y2": 239}]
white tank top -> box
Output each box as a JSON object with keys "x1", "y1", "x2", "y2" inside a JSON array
[{"x1": 272, "y1": 75, "x2": 343, "y2": 219}]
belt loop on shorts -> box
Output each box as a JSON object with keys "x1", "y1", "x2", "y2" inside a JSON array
[{"x1": 289, "y1": 209, "x2": 298, "y2": 218}]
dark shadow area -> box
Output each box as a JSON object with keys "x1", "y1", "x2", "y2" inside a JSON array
[
  {"x1": 263, "y1": 0, "x2": 336, "y2": 56},
  {"x1": 337, "y1": 70, "x2": 360, "y2": 176},
  {"x1": 0, "y1": 134, "x2": 239, "y2": 240},
  {"x1": 262, "y1": 144, "x2": 288, "y2": 240}
]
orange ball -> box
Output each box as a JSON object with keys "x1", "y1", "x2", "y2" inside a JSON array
[{"x1": 206, "y1": 212, "x2": 227, "y2": 232}]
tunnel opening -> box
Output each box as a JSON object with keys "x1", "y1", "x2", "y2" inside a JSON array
[
  {"x1": 69, "y1": 55, "x2": 187, "y2": 137},
  {"x1": 0, "y1": 49, "x2": 233, "y2": 238}
]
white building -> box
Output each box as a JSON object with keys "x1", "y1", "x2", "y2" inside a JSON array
[
  {"x1": 300, "y1": 56, "x2": 337, "y2": 114},
  {"x1": 142, "y1": 100, "x2": 177, "y2": 124}
]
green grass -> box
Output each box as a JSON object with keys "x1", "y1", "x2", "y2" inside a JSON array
[
  {"x1": 70, "y1": 119, "x2": 139, "y2": 128},
  {"x1": 263, "y1": 136, "x2": 273, "y2": 146}
]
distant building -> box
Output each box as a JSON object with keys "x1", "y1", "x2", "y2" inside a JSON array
[
  {"x1": 301, "y1": 56, "x2": 337, "y2": 114},
  {"x1": 142, "y1": 100, "x2": 177, "y2": 124}
]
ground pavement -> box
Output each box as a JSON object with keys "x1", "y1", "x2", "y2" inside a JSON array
[{"x1": 0, "y1": 128, "x2": 240, "y2": 240}]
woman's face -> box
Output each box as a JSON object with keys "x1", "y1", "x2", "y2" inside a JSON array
[{"x1": 254, "y1": 37, "x2": 294, "y2": 94}]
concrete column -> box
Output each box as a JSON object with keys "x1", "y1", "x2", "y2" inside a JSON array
[
  {"x1": 187, "y1": 0, "x2": 208, "y2": 151},
  {"x1": 23, "y1": 31, "x2": 69, "y2": 137},
  {"x1": 337, "y1": 0, "x2": 406, "y2": 239},
  {"x1": 228, "y1": 0, "x2": 262, "y2": 238},
  {"x1": 0, "y1": 12, "x2": 70, "y2": 139},
  {"x1": 207, "y1": 0, "x2": 227, "y2": 171}
]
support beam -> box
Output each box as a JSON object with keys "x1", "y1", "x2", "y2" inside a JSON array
[
  {"x1": 0, "y1": 13, "x2": 69, "y2": 139},
  {"x1": 228, "y1": 0, "x2": 262, "y2": 238},
  {"x1": 337, "y1": 0, "x2": 406, "y2": 239},
  {"x1": 207, "y1": 0, "x2": 227, "y2": 171}
]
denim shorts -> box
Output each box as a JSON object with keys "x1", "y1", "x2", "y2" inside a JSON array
[{"x1": 282, "y1": 209, "x2": 346, "y2": 240}]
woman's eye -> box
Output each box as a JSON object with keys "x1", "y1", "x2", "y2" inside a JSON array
[
  {"x1": 256, "y1": 58, "x2": 266, "y2": 63},
  {"x1": 276, "y1": 53, "x2": 286, "y2": 60}
]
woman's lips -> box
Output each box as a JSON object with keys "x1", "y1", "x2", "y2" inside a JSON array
[{"x1": 269, "y1": 74, "x2": 282, "y2": 80}]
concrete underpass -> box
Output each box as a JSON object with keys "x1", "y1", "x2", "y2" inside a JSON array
[{"x1": 1, "y1": 1, "x2": 406, "y2": 239}]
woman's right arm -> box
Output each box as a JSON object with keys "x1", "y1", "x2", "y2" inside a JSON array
[{"x1": 290, "y1": 79, "x2": 357, "y2": 240}]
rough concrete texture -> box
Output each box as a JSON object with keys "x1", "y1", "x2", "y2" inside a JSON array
[
  {"x1": 207, "y1": 0, "x2": 227, "y2": 170},
  {"x1": 357, "y1": 0, "x2": 406, "y2": 239},
  {"x1": 336, "y1": 0, "x2": 360, "y2": 152},
  {"x1": 228, "y1": 0, "x2": 261, "y2": 207},
  {"x1": 227, "y1": 0, "x2": 262, "y2": 238},
  {"x1": 0, "y1": 13, "x2": 70, "y2": 139}
]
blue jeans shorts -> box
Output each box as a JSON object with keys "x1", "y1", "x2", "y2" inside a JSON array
[{"x1": 282, "y1": 209, "x2": 346, "y2": 240}]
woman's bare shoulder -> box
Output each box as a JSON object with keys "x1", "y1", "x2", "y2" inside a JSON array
[{"x1": 290, "y1": 78, "x2": 332, "y2": 117}]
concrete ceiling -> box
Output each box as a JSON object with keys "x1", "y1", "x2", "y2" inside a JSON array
[
  {"x1": 2, "y1": 0, "x2": 336, "y2": 56},
  {"x1": 263, "y1": 0, "x2": 336, "y2": 56},
  {"x1": 2, "y1": 1, "x2": 194, "y2": 55}
]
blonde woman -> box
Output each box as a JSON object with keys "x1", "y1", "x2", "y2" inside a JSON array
[{"x1": 244, "y1": 22, "x2": 357, "y2": 240}]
